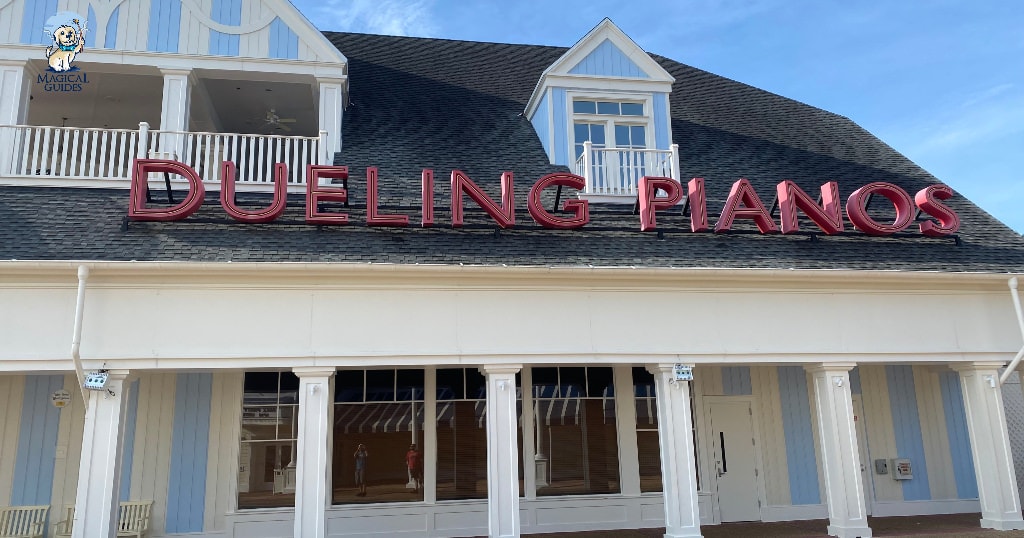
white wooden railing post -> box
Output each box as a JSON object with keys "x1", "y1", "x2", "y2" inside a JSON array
[
  {"x1": 670, "y1": 143, "x2": 681, "y2": 184},
  {"x1": 318, "y1": 129, "x2": 329, "y2": 165},
  {"x1": 582, "y1": 140, "x2": 593, "y2": 194},
  {"x1": 138, "y1": 122, "x2": 150, "y2": 158}
]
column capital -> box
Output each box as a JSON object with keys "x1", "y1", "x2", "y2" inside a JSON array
[
  {"x1": 804, "y1": 363, "x2": 857, "y2": 374},
  {"x1": 646, "y1": 362, "x2": 694, "y2": 376},
  {"x1": 950, "y1": 361, "x2": 1007, "y2": 373},
  {"x1": 478, "y1": 364, "x2": 521, "y2": 376},
  {"x1": 316, "y1": 75, "x2": 347, "y2": 86},
  {"x1": 292, "y1": 367, "x2": 336, "y2": 378},
  {"x1": 159, "y1": 67, "x2": 195, "y2": 79}
]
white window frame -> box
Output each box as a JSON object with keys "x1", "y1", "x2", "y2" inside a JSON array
[{"x1": 566, "y1": 91, "x2": 655, "y2": 157}]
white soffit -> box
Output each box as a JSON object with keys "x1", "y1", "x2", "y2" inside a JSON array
[{"x1": 526, "y1": 18, "x2": 675, "y2": 116}]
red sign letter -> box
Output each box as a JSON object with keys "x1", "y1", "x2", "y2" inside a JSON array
[
  {"x1": 777, "y1": 180, "x2": 844, "y2": 235},
  {"x1": 688, "y1": 178, "x2": 710, "y2": 232},
  {"x1": 639, "y1": 176, "x2": 683, "y2": 231},
  {"x1": 715, "y1": 178, "x2": 778, "y2": 233},
  {"x1": 915, "y1": 184, "x2": 960, "y2": 236},
  {"x1": 219, "y1": 161, "x2": 287, "y2": 223},
  {"x1": 845, "y1": 182, "x2": 914, "y2": 235},
  {"x1": 422, "y1": 169, "x2": 435, "y2": 227},
  {"x1": 305, "y1": 165, "x2": 350, "y2": 225},
  {"x1": 451, "y1": 170, "x2": 515, "y2": 228},
  {"x1": 128, "y1": 159, "x2": 205, "y2": 221},
  {"x1": 527, "y1": 173, "x2": 590, "y2": 229},
  {"x1": 365, "y1": 167, "x2": 410, "y2": 227}
]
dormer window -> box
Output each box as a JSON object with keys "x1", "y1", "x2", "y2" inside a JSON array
[{"x1": 525, "y1": 19, "x2": 678, "y2": 203}]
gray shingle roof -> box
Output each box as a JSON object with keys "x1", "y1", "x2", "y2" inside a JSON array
[{"x1": 2, "y1": 31, "x2": 1022, "y2": 272}]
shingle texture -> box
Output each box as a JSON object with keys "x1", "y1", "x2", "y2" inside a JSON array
[{"x1": 2, "y1": 31, "x2": 1023, "y2": 272}]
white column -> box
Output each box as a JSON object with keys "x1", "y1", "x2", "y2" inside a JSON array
[
  {"x1": 806, "y1": 364, "x2": 871, "y2": 538},
  {"x1": 614, "y1": 365, "x2": 641, "y2": 496},
  {"x1": 520, "y1": 367, "x2": 537, "y2": 499},
  {"x1": 481, "y1": 364, "x2": 521, "y2": 538},
  {"x1": 0, "y1": 61, "x2": 32, "y2": 176},
  {"x1": 158, "y1": 69, "x2": 193, "y2": 159},
  {"x1": 317, "y1": 77, "x2": 344, "y2": 164},
  {"x1": 424, "y1": 367, "x2": 438, "y2": 504},
  {"x1": 647, "y1": 364, "x2": 702, "y2": 538},
  {"x1": 293, "y1": 368, "x2": 335, "y2": 538},
  {"x1": 953, "y1": 362, "x2": 1024, "y2": 530},
  {"x1": 72, "y1": 370, "x2": 132, "y2": 538}
]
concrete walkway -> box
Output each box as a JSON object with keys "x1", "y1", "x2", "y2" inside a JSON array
[{"x1": 522, "y1": 513, "x2": 1024, "y2": 538}]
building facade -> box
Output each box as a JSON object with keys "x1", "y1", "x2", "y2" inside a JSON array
[{"x1": 1, "y1": 2, "x2": 1024, "y2": 538}]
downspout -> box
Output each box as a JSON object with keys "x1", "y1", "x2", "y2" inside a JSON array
[
  {"x1": 70, "y1": 265, "x2": 90, "y2": 406},
  {"x1": 999, "y1": 276, "x2": 1024, "y2": 385}
]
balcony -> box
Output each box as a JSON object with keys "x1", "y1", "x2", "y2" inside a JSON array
[
  {"x1": 0, "y1": 122, "x2": 329, "y2": 190},
  {"x1": 574, "y1": 141, "x2": 681, "y2": 201}
]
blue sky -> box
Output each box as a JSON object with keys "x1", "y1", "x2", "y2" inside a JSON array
[{"x1": 294, "y1": 0, "x2": 1024, "y2": 233}]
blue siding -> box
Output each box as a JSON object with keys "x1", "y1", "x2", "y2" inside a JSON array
[
  {"x1": 530, "y1": 91, "x2": 551, "y2": 160},
  {"x1": 938, "y1": 371, "x2": 978, "y2": 499},
  {"x1": 147, "y1": 0, "x2": 181, "y2": 53},
  {"x1": 777, "y1": 366, "x2": 820, "y2": 505},
  {"x1": 208, "y1": 0, "x2": 241, "y2": 56},
  {"x1": 569, "y1": 39, "x2": 648, "y2": 78},
  {"x1": 849, "y1": 367, "x2": 862, "y2": 395},
  {"x1": 885, "y1": 365, "x2": 931, "y2": 500},
  {"x1": 653, "y1": 93, "x2": 670, "y2": 150},
  {"x1": 551, "y1": 88, "x2": 569, "y2": 166},
  {"x1": 120, "y1": 379, "x2": 141, "y2": 502},
  {"x1": 721, "y1": 367, "x2": 752, "y2": 396},
  {"x1": 166, "y1": 373, "x2": 212, "y2": 533},
  {"x1": 21, "y1": 0, "x2": 60, "y2": 45},
  {"x1": 268, "y1": 17, "x2": 299, "y2": 60},
  {"x1": 11, "y1": 375, "x2": 64, "y2": 505}
]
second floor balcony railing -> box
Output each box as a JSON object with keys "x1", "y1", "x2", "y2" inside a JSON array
[
  {"x1": 0, "y1": 122, "x2": 328, "y2": 189},
  {"x1": 574, "y1": 141, "x2": 681, "y2": 198}
]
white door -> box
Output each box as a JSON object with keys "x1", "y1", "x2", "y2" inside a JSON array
[
  {"x1": 709, "y1": 400, "x2": 761, "y2": 522},
  {"x1": 852, "y1": 395, "x2": 874, "y2": 515}
]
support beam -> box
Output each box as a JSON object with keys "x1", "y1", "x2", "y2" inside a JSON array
[
  {"x1": 647, "y1": 364, "x2": 702, "y2": 538},
  {"x1": 158, "y1": 69, "x2": 193, "y2": 159},
  {"x1": 806, "y1": 363, "x2": 871, "y2": 538},
  {"x1": 481, "y1": 364, "x2": 521, "y2": 538},
  {"x1": 72, "y1": 370, "x2": 132, "y2": 538},
  {"x1": 293, "y1": 367, "x2": 335, "y2": 538},
  {"x1": 953, "y1": 362, "x2": 1024, "y2": 530}
]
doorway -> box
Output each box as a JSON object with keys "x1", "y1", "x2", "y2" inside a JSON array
[{"x1": 707, "y1": 398, "x2": 762, "y2": 522}]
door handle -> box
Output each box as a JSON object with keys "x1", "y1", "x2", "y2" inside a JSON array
[{"x1": 719, "y1": 431, "x2": 728, "y2": 476}]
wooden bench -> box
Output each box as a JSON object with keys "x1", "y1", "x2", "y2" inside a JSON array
[
  {"x1": 54, "y1": 500, "x2": 153, "y2": 538},
  {"x1": 0, "y1": 506, "x2": 48, "y2": 538}
]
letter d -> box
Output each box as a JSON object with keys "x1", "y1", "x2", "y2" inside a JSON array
[{"x1": 128, "y1": 159, "x2": 205, "y2": 221}]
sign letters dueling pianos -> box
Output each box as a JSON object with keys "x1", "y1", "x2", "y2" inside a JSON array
[{"x1": 127, "y1": 159, "x2": 960, "y2": 237}]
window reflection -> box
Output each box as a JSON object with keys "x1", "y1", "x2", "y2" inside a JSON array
[{"x1": 238, "y1": 371, "x2": 300, "y2": 509}]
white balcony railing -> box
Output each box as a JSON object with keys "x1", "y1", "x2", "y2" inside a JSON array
[
  {"x1": 0, "y1": 122, "x2": 328, "y2": 187},
  {"x1": 574, "y1": 141, "x2": 680, "y2": 197}
]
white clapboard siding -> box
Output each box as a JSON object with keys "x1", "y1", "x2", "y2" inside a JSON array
[
  {"x1": 238, "y1": 0, "x2": 270, "y2": 58},
  {"x1": 129, "y1": 372, "x2": 178, "y2": 536},
  {"x1": 49, "y1": 374, "x2": 86, "y2": 537},
  {"x1": 205, "y1": 371, "x2": 243, "y2": 532},
  {"x1": 120, "y1": 0, "x2": 149, "y2": 51},
  {"x1": 0, "y1": 375, "x2": 26, "y2": 507},
  {"x1": 859, "y1": 365, "x2": 903, "y2": 502},
  {"x1": 0, "y1": 0, "x2": 26, "y2": 46},
  {"x1": 751, "y1": 366, "x2": 791, "y2": 506},
  {"x1": 180, "y1": 0, "x2": 213, "y2": 55},
  {"x1": 695, "y1": 366, "x2": 723, "y2": 397},
  {"x1": 913, "y1": 366, "x2": 958, "y2": 500}
]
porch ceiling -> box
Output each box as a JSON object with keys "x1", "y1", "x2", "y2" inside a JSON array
[
  {"x1": 27, "y1": 64, "x2": 163, "y2": 131},
  {"x1": 200, "y1": 78, "x2": 317, "y2": 137}
]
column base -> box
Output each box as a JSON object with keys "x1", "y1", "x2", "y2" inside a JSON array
[
  {"x1": 664, "y1": 528, "x2": 703, "y2": 538},
  {"x1": 980, "y1": 518, "x2": 1024, "y2": 531},
  {"x1": 826, "y1": 524, "x2": 872, "y2": 538}
]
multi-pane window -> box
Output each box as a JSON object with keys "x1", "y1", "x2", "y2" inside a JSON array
[
  {"x1": 238, "y1": 371, "x2": 300, "y2": 509},
  {"x1": 572, "y1": 98, "x2": 650, "y2": 192},
  {"x1": 435, "y1": 368, "x2": 488, "y2": 500},
  {"x1": 332, "y1": 369, "x2": 425, "y2": 505},
  {"x1": 531, "y1": 366, "x2": 619, "y2": 496},
  {"x1": 632, "y1": 367, "x2": 700, "y2": 493}
]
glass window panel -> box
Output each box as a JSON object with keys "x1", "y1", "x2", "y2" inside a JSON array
[
  {"x1": 465, "y1": 368, "x2": 486, "y2": 400},
  {"x1": 621, "y1": 102, "x2": 644, "y2": 116},
  {"x1": 574, "y1": 122, "x2": 590, "y2": 142},
  {"x1": 241, "y1": 406, "x2": 279, "y2": 441},
  {"x1": 243, "y1": 371, "x2": 279, "y2": 394},
  {"x1": 396, "y1": 369, "x2": 425, "y2": 401},
  {"x1": 332, "y1": 401, "x2": 424, "y2": 505},
  {"x1": 560, "y1": 367, "x2": 586, "y2": 396},
  {"x1": 436, "y1": 368, "x2": 465, "y2": 400},
  {"x1": 631, "y1": 125, "x2": 646, "y2": 146},
  {"x1": 596, "y1": 101, "x2": 619, "y2": 115},
  {"x1": 589, "y1": 124, "x2": 605, "y2": 145},
  {"x1": 239, "y1": 371, "x2": 301, "y2": 509},
  {"x1": 615, "y1": 124, "x2": 630, "y2": 147},
  {"x1": 436, "y1": 400, "x2": 488, "y2": 500},
  {"x1": 335, "y1": 370, "x2": 365, "y2": 402},
  {"x1": 279, "y1": 373, "x2": 299, "y2": 404},
  {"x1": 586, "y1": 367, "x2": 614, "y2": 398},
  {"x1": 365, "y1": 370, "x2": 395, "y2": 401},
  {"x1": 637, "y1": 430, "x2": 663, "y2": 492},
  {"x1": 573, "y1": 100, "x2": 596, "y2": 114}
]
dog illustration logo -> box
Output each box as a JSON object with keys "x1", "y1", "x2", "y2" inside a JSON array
[{"x1": 44, "y1": 12, "x2": 87, "y2": 72}]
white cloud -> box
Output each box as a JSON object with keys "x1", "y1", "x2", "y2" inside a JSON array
[{"x1": 314, "y1": 0, "x2": 438, "y2": 36}]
